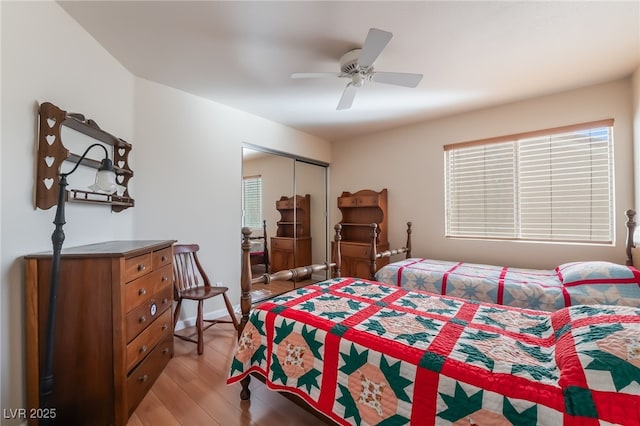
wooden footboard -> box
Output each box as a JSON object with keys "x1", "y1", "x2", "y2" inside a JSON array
[
  {"x1": 368, "y1": 221, "x2": 412, "y2": 279},
  {"x1": 238, "y1": 224, "x2": 342, "y2": 401}
]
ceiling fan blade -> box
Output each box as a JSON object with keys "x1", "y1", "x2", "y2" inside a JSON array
[
  {"x1": 337, "y1": 83, "x2": 357, "y2": 110},
  {"x1": 358, "y1": 28, "x2": 393, "y2": 68},
  {"x1": 291, "y1": 72, "x2": 343, "y2": 79},
  {"x1": 372, "y1": 71, "x2": 423, "y2": 88}
]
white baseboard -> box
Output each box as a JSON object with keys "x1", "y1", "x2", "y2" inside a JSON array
[{"x1": 174, "y1": 304, "x2": 241, "y2": 331}]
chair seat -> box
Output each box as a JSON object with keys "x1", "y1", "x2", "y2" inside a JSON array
[
  {"x1": 179, "y1": 285, "x2": 229, "y2": 301},
  {"x1": 173, "y1": 243, "x2": 239, "y2": 355}
]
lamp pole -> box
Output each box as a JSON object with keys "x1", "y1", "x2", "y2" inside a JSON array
[{"x1": 39, "y1": 143, "x2": 115, "y2": 419}]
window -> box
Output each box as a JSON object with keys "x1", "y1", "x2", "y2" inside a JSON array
[
  {"x1": 242, "y1": 175, "x2": 262, "y2": 228},
  {"x1": 444, "y1": 119, "x2": 614, "y2": 243}
]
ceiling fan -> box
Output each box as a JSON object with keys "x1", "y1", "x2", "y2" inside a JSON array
[{"x1": 291, "y1": 28, "x2": 423, "y2": 110}]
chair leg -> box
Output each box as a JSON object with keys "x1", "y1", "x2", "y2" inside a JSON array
[
  {"x1": 223, "y1": 292, "x2": 239, "y2": 331},
  {"x1": 173, "y1": 299, "x2": 183, "y2": 331},
  {"x1": 197, "y1": 299, "x2": 204, "y2": 355}
]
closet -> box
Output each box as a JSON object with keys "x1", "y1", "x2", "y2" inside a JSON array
[{"x1": 241, "y1": 146, "x2": 328, "y2": 291}]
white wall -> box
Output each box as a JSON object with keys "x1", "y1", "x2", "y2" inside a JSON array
[
  {"x1": 1, "y1": 2, "x2": 135, "y2": 420},
  {"x1": 130, "y1": 78, "x2": 330, "y2": 326},
  {"x1": 330, "y1": 78, "x2": 635, "y2": 269}
]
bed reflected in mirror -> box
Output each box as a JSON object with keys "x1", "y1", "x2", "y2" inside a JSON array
[{"x1": 241, "y1": 145, "x2": 328, "y2": 304}]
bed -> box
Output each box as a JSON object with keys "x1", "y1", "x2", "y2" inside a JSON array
[
  {"x1": 249, "y1": 219, "x2": 270, "y2": 273},
  {"x1": 228, "y1": 226, "x2": 640, "y2": 425},
  {"x1": 372, "y1": 211, "x2": 640, "y2": 311},
  {"x1": 228, "y1": 224, "x2": 640, "y2": 425}
]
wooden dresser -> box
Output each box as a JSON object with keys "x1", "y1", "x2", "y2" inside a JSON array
[{"x1": 24, "y1": 240, "x2": 176, "y2": 425}]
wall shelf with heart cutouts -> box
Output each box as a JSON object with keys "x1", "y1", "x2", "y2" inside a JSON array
[{"x1": 35, "y1": 101, "x2": 134, "y2": 212}]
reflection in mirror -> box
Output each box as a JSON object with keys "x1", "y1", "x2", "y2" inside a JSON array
[
  {"x1": 242, "y1": 146, "x2": 328, "y2": 304},
  {"x1": 295, "y1": 160, "x2": 327, "y2": 276}
]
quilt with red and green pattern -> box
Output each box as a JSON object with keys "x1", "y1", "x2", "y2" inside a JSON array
[{"x1": 227, "y1": 277, "x2": 640, "y2": 425}]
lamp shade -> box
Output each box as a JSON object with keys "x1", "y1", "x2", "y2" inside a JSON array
[{"x1": 88, "y1": 158, "x2": 118, "y2": 194}]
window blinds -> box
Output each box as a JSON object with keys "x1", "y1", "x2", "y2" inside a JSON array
[
  {"x1": 445, "y1": 120, "x2": 614, "y2": 243},
  {"x1": 242, "y1": 175, "x2": 262, "y2": 228}
]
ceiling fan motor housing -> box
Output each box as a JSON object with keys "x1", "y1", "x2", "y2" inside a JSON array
[{"x1": 340, "y1": 49, "x2": 363, "y2": 74}]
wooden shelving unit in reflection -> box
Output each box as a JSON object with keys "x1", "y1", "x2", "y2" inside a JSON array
[{"x1": 270, "y1": 194, "x2": 311, "y2": 273}]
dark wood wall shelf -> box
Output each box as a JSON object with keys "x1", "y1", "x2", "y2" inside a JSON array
[{"x1": 36, "y1": 102, "x2": 134, "y2": 212}]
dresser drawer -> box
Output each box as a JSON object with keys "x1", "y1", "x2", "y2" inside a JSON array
[
  {"x1": 127, "y1": 335, "x2": 173, "y2": 416},
  {"x1": 125, "y1": 285, "x2": 172, "y2": 343},
  {"x1": 125, "y1": 264, "x2": 172, "y2": 313},
  {"x1": 126, "y1": 308, "x2": 172, "y2": 371},
  {"x1": 271, "y1": 238, "x2": 294, "y2": 250},
  {"x1": 124, "y1": 252, "x2": 153, "y2": 282},
  {"x1": 152, "y1": 246, "x2": 172, "y2": 270}
]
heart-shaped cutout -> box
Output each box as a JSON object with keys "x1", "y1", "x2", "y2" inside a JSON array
[
  {"x1": 45, "y1": 135, "x2": 55, "y2": 145},
  {"x1": 118, "y1": 148, "x2": 126, "y2": 156},
  {"x1": 43, "y1": 178, "x2": 54, "y2": 190},
  {"x1": 44, "y1": 156, "x2": 55, "y2": 167},
  {"x1": 47, "y1": 118, "x2": 56, "y2": 128},
  {"x1": 117, "y1": 160, "x2": 125, "y2": 168},
  {"x1": 117, "y1": 175, "x2": 124, "y2": 184}
]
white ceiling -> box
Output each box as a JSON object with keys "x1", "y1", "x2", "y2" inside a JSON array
[{"x1": 59, "y1": 1, "x2": 640, "y2": 142}]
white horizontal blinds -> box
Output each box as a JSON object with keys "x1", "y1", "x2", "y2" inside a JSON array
[
  {"x1": 446, "y1": 142, "x2": 517, "y2": 238},
  {"x1": 518, "y1": 126, "x2": 613, "y2": 242},
  {"x1": 445, "y1": 119, "x2": 614, "y2": 243},
  {"x1": 242, "y1": 175, "x2": 262, "y2": 228}
]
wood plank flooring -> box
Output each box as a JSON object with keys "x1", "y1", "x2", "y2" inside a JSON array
[{"x1": 129, "y1": 305, "x2": 335, "y2": 425}]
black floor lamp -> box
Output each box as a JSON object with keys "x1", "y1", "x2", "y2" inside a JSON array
[{"x1": 39, "y1": 143, "x2": 118, "y2": 417}]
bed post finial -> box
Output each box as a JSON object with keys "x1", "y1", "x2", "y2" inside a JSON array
[
  {"x1": 369, "y1": 223, "x2": 378, "y2": 280},
  {"x1": 626, "y1": 209, "x2": 636, "y2": 266},
  {"x1": 333, "y1": 224, "x2": 342, "y2": 278}
]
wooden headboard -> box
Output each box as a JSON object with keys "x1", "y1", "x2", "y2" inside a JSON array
[
  {"x1": 368, "y1": 211, "x2": 638, "y2": 275},
  {"x1": 368, "y1": 221, "x2": 412, "y2": 279}
]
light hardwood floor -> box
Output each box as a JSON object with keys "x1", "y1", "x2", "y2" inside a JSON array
[{"x1": 128, "y1": 297, "x2": 335, "y2": 425}]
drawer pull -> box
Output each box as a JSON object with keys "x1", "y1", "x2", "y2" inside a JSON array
[
  {"x1": 161, "y1": 276, "x2": 168, "y2": 282},
  {"x1": 138, "y1": 374, "x2": 148, "y2": 383},
  {"x1": 139, "y1": 345, "x2": 147, "y2": 354},
  {"x1": 161, "y1": 255, "x2": 167, "y2": 262},
  {"x1": 162, "y1": 323, "x2": 169, "y2": 331},
  {"x1": 162, "y1": 298, "x2": 168, "y2": 305},
  {"x1": 138, "y1": 288, "x2": 147, "y2": 296},
  {"x1": 138, "y1": 264, "x2": 146, "y2": 272},
  {"x1": 138, "y1": 315, "x2": 146, "y2": 324},
  {"x1": 162, "y1": 347, "x2": 170, "y2": 355}
]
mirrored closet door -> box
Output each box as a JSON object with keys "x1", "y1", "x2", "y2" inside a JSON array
[{"x1": 242, "y1": 146, "x2": 328, "y2": 302}]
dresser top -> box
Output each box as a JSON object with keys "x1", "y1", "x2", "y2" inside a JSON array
[{"x1": 24, "y1": 240, "x2": 176, "y2": 259}]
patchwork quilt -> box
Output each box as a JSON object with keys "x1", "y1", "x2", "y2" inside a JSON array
[
  {"x1": 227, "y1": 277, "x2": 640, "y2": 425},
  {"x1": 374, "y1": 259, "x2": 640, "y2": 312}
]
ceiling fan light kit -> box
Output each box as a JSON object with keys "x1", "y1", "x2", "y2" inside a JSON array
[{"x1": 291, "y1": 28, "x2": 424, "y2": 110}]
